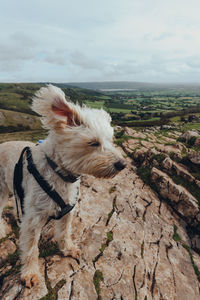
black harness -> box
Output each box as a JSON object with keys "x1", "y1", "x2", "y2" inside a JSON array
[{"x1": 13, "y1": 146, "x2": 80, "y2": 223}]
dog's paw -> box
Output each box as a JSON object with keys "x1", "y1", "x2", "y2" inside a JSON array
[{"x1": 21, "y1": 273, "x2": 40, "y2": 288}]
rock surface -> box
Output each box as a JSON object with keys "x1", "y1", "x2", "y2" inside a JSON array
[{"x1": 0, "y1": 128, "x2": 200, "y2": 300}]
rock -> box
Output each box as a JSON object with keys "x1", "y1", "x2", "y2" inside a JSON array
[
  {"x1": 188, "y1": 151, "x2": 200, "y2": 165},
  {"x1": 179, "y1": 130, "x2": 200, "y2": 142},
  {"x1": 195, "y1": 137, "x2": 200, "y2": 146},
  {"x1": 162, "y1": 157, "x2": 196, "y2": 182},
  {"x1": 124, "y1": 126, "x2": 136, "y2": 136},
  {"x1": 0, "y1": 240, "x2": 16, "y2": 264},
  {"x1": 0, "y1": 155, "x2": 200, "y2": 299},
  {"x1": 151, "y1": 167, "x2": 199, "y2": 226},
  {"x1": 141, "y1": 140, "x2": 154, "y2": 148}
]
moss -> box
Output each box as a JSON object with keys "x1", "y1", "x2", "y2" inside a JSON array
[
  {"x1": 177, "y1": 137, "x2": 186, "y2": 143},
  {"x1": 172, "y1": 225, "x2": 181, "y2": 242},
  {"x1": 39, "y1": 241, "x2": 61, "y2": 258},
  {"x1": 182, "y1": 244, "x2": 200, "y2": 283},
  {"x1": 188, "y1": 136, "x2": 197, "y2": 146},
  {"x1": 106, "y1": 231, "x2": 113, "y2": 243},
  {"x1": 40, "y1": 279, "x2": 66, "y2": 300},
  {"x1": 106, "y1": 196, "x2": 117, "y2": 226},
  {"x1": 171, "y1": 174, "x2": 200, "y2": 203},
  {"x1": 169, "y1": 151, "x2": 176, "y2": 160},
  {"x1": 109, "y1": 186, "x2": 116, "y2": 194},
  {"x1": 115, "y1": 129, "x2": 125, "y2": 139},
  {"x1": 93, "y1": 231, "x2": 114, "y2": 266},
  {"x1": 93, "y1": 270, "x2": 104, "y2": 300},
  {"x1": 137, "y1": 167, "x2": 152, "y2": 186},
  {"x1": 99, "y1": 231, "x2": 113, "y2": 254},
  {"x1": 115, "y1": 135, "x2": 132, "y2": 146},
  {"x1": 150, "y1": 153, "x2": 166, "y2": 164}
]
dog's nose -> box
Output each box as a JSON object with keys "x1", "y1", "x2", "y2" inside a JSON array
[{"x1": 114, "y1": 160, "x2": 126, "y2": 171}]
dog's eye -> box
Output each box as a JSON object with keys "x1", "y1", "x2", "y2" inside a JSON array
[{"x1": 88, "y1": 141, "x2": 100, "y2": 147}]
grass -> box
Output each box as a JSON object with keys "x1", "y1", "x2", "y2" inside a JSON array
[
  {"x1": 39, "y1": 241, "x2": 61, "y2": 258},
  {"x1": 150, "y1": 153, "x2": 166, "y2": 164},
  {"x1": 109, "y1": 186, "x2": 117, "y2": 194},
  {"x1": 171, "y1": 224, "x2": 200, "y2": 283},
  {"x1": 0, "y1": 129, "x2": 47, "y2": 144},
  {"x1": 182, "y1": 244, "x2": 200, "y2": 283},
  {"x1": 171, "y1": 174, "x2": 200, "y2": 203},
  {"x1": 182, "y1": 122, "x2": 200, "y2": 131},
  {"x1": 172, "y1": 225, "x2": 181, "y2": 242},
  {"x1": 93, "y1": 270, "x2": 104, "y2": 300},
  {"x1": 137, "y1": 167, "x2": 151, "y2": 185},
  {"x1": 93, "y1": 231, "x2": 114, "y2": 267},
  {"x1": 106, "y1": 196, "x2": 117, "y2": 226},
  {"x1": 40, "y1": 278, "x2": 66, "y2": 300},
  {"x1": 85, "y1": 100, "x2": 104, "y2": 109}
]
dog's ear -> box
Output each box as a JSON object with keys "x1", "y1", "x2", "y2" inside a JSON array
[
  {"x1": 32, "y1": 85, "x2": 82, "y2": 129},
  {"x1": 51, "y1": 94, "x2": 81, "y2": 127}
]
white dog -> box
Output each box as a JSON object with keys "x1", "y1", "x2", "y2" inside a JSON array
[{"x1": 0, "y1": 85, "x2": 126, "y2": 288}]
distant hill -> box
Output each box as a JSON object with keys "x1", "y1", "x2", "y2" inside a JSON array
[{"x1": 67, "y1": 81, "x2": 200, "y2": 91}]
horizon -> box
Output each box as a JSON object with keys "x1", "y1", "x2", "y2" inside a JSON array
[{"x1": 2, "y1": 80, "x2": 200, "y2": 86}]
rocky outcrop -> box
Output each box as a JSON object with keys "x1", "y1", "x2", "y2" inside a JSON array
[
  {"x1": 0, "y1": 127, "x2": 200, "y2": 299},
  {"x1": 151, "y1": 167, "x2": 200, "y2": 226},
  {"x1": 0, "y1": 155, "x2": 200, "y2": 300},
  {"x1": 188, "y1": 150, "x2": 200, "y2": 165},
  {"x1": 179, "y1": 130, "x2": 200, "y2": 142}
]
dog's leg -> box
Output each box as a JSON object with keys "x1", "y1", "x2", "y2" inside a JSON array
[
  {"x1": 0, "y1": 168, "x2": 10, "y2": 239},
  {"x1": 54, "y1": 212, "x2": 80, "y2": 258},
  {"x1": 19, "y1": 215, "x2": 46, "y2": 288},
  {"x1": 0, "y1": 200, "x2": 7, "y2": 238}
]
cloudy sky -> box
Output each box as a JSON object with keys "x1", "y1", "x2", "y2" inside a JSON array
[{"x1": 1, "y1": 0, "x2": 200, "y2": 83}]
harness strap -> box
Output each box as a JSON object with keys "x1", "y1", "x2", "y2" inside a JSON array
[
  {"x1": 13, "y1": 146, "x2": 76, "y2": 222},
  {"x1": 45, "y1": 155, "x2": 79, "y2": 183},
  {"x1": 13, "y1": 147, "x2": 30, "y2": 221}
]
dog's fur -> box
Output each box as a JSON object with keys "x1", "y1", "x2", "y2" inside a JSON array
[{"x1": 0, "y1": 85, "x2": 125, "y2": 288}]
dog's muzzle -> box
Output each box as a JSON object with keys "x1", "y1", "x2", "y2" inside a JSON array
[{"x1": 114, "y1": 159, "x2": 126, "y2": 171}]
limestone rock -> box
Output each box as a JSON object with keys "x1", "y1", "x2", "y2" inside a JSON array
[
  {"x1": 188, "y1": 150, "x2": 200, "y2": 165},
  {"x1": 0, "y1": 149, "x2": 200, "y2": 299},
  {"x1": 180, "y1": 130, "x2": 200, "y2": 142},
  {"x1": 151, "y1": 167, "x2": 199, "y2": 226}
]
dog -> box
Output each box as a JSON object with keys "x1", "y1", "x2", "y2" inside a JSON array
[{"x1": 0, "y1": 85, "x2": 126, "y2": 288}]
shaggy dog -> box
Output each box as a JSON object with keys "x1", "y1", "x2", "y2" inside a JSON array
[{"x1": 0, "y1": 85, "x2": 126, "y2": 288}]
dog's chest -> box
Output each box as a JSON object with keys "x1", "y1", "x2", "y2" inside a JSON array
[{"x1": 53, "y1": 178, "x2": 80, "y2": 206}]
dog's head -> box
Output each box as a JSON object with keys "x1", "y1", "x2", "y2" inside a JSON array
[{"x1": 32, "y1": 85, "x2": 126, "y2": 178}]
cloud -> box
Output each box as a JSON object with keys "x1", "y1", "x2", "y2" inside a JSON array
[
  {"x1": 1, "y1": 0, "x2": 200, "y2": 82},
  {"x1": 70, "y1": 51, "x2": 104, "y2": 70},
  {"x1": 43, "y1": 49, "x2": 69, "y2": 65}
]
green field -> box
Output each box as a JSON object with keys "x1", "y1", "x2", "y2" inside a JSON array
[{"x1": 0, "y1": 82, "x2": 199, "y2": 140}]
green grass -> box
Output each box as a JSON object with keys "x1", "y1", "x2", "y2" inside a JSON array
[
  {"x1": 182, "y1": 122, "x2": 200, "y2": 131},
  {"x1": 85, "y1": 100, "x2": 104, "y2": 109},
  {"x1": 40, "y1": 278, "x2": 66, "y2": 300},
  {"x1": 93, "y1": 270, "x2": 104, "y2": 300},
  {"x1": 107, "y1": 107, "x2": 132, "y2": 113},
  {"x1": 137, "y1": 167, "x2": 152, "y2": 186},
  {"x1": 39, "y1": 241, "x2": 61, "y2": 258},
  {"x1": 182, "y1": 244, "x2": 200, "y2": 283},
  {"x1": 171, "y1": 173, "x2": 200, "y2": 203},
  {"x1": 0, "y1": 129, "x2": 47, "y2": 144},
  {"x1": 172, "y1": 225, "x2": 181, "y2": 242}
]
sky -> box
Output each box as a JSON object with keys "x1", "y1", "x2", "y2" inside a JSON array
[{"x1": 1, "y1": 0, "x2": 200, "y2": 83}]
